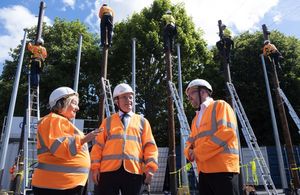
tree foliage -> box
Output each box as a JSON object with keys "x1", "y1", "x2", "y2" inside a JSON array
[
  {"x1": 0, "y1": 18, "x2": 101, "y2": 129},
  {"x1": 227, "y1": 31, "x2": 300, "y2": 145},
  {"x1": 107, "y1": 0, "x2": 212, "y2": 146},
  {"x1": 0, "y1": 0, "x2": 299, "y2": 148}
]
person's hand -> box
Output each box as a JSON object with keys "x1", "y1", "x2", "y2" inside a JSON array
[
  {"x1": 144, "y1": 172, "x2": 153, "y2": 184},
  {"x1": 81, "y1": 128, "x2": 102, "y2": 145},
  {"x1": 189, "y1": 149, "x2": 195, "y2": 162},
  {"x1": 92, "y1": 169, "x2": 100, "y2": 185}
]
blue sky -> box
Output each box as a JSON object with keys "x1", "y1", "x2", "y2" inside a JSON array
[{"x1": 0, "y1": 0, "x2": 299, "y2": 74}]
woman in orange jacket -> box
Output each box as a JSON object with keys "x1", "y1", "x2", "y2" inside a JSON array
[
  {"x1": 32, "y1": 87, "x2": 100, "y2": 195},
  {"x1": 91, "y1": 83, "x2": 158, "y2": 195}
]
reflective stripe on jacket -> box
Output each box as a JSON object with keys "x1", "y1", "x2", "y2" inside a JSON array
[
  {"x1": 32, "y1": 113, "x2": 90, "y2": 190},
  {"x1": 99, "y1": 6, "x2": 115, "y2": 19},
  {"x1": 27, "y1": 43, "x2": 47, "y2": 60},
  {"x1": 91, "y1": 113, "x2": 158, "y2": 175},
  {"x1": 184, "y1": 100, "x2": 239, "y2": 173}
]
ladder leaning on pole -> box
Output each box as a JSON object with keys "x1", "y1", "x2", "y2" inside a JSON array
[
  {"x1": 277, "y1": 87, "x2": 300, "y2": 132},
  {"x1": 23, "y1": 74, "x2": 40, "y2": 194},
  {"x1": 226, "y1": 82, "x2": 278, "y2": 195},
  {"x1": 168, "y1": 81, "x2": 199, "y2": 181},
  {"x1": 101, "y1": 77, "x2": 116, "y2": 117}
]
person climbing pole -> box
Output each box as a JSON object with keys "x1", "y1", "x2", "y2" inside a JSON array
[
  {"x1": 216, "y1": 25, "x2": 234, "y2": 64},
  {"x1": 162, "y1": 10, "x2": 177, "y2": 52},
  {"x1": 27, "y1": 38, "x2": 47, "y2": 88},
  {"x1": 99, "y1": 3, "x2": 114, "y2": 47},
  {"x1": 262, "y1": 40, "x2": 283, "y2": 69}
]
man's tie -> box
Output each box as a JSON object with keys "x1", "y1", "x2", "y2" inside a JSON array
[{"x1": 121, "y1": 113, "x2": 129, "y2": 129}]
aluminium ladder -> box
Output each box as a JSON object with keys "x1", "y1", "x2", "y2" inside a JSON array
[
  {"x1": 23, "y1": 72, "x2": 40, "y2": 194},
  {"x1": 277, "y1": 87, "x2": 300, "y2": 132},
  {"x1": 168, "y1": 81, "x2": 199, "y2": 180},
  {"x1": 227, "y1": 82, "x2": 278, "y2": 195},
  {"x1": 101, "y1": 77, "x2": 116, "y2": 117}
]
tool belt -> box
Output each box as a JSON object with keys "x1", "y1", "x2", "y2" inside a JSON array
[{"x1": 103, "y1": 12, "x2": 112, "y2": 16}]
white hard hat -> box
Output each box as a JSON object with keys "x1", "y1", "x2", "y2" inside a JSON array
[
  {"x1": 49, "y1": 87, "x2": 78, "y2": 108},
  {"x1": 166, "y1": 10, "x2": 172, "y2": 14},
  {"x1": 113, "y1": 83, "x2": 134, "y2": 98},
  {"x1": 185, "y1": 79, "x2": 212, "y2": 95},
  {"x1": 264, "y1": 40, "x2": 270, "y2": 44},
  {"x1": 37, "y1": 38, "x2": 44, "y2": 45}
]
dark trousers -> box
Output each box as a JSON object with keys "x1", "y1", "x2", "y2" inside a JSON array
[
  {"x1": 100, "y1": 15, "x2": 113, "y2": 46},
  {"x1": 30, "y1": 59, "x2": 41, "y2": 88},
  {"x1": 33, "y1": 185, "x2": 84, "y2": 195},
  {"x1": 96, "y1": 165, "x2": 143, "y2": 195},
  {"x1": 198, "y1": 172, "x2": 240, "y2": 195},
  {"x1": 163, "y1": 24, "x2": 176, "y2": 52}
]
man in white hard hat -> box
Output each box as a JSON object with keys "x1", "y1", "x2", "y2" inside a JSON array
[
  {"x1": 91, "y1": 83, "x2": 158, "y2": 195},
  {"x1": 184, "y1": 79, "x2": 240, "y2": 195}
]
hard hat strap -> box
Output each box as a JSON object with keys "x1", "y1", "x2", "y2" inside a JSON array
[{"x1": 198, "y1": 86, "x2": 202, "y2": 111}]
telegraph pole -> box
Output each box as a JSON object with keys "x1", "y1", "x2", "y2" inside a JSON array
[
  {"x1": 217, "y1": 20, "x2": 244, "y2": 194},
  {"x1": 165, "y1": 48, "x2": 177, "y2": 194},
  {"x1": 35, "y1": 1, "x2": 46, "y2": 43},
  {"x1": 98, "y1": 34, "x2": 109, "y2": 123},
  {"x1": 217, "y1": 20, "x2": 232, "y2": 83},
  {"x1": 262, "y1": 24, "x2": 300, "y2": 190}
]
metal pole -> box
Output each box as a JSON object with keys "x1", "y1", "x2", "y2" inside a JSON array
[
  {"x1": 132, "y1": 38, "x2": 136, "y2": 112},
  {"x1": 260, "y1": 54, "x2": 288, "y2": 188},
  {"x1": 73, "y1": 34, "x2": 83, "y2": 92},
  {"x1": 0, "y1": 30, "x2": 27, "y2": 186},
  {"x1": 176, "y1": 43, "x2": 189, "y2": 188},
  {"x1": 262, "y1": 24, "x2": 299, "y2": 190},
  {"x1": 24, "y1": 81, "x2": 31, "y2": 189},
  {"x1": 165, "y1": 49, "x2": 177, "y2": 194},
  {"x1": 35, "y1": 1, "x2": 46, "y2": 43}
]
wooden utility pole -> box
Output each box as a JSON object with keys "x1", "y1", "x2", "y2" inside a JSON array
[
  {"x1": 218, "y1": 20, "x2": 245, "y2": 194},
  {"x1": 35, "y1": 1, "x2": 46, "y2": 43},
  {"x1": 218, "y1": 20, "x2": 232, "y2": 84},
  {"x1": 165, "y1": 49, "x2": 177, "y2": 194},
  {"x1": 98, "y1": 37, "x2": 109, "y2": 123},
  {"x1": 262, "y1": 24, "x2": 300, "y2": 190}
]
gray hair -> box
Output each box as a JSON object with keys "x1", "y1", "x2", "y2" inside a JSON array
[{"x1": 51, "y1": 94, "x2": 79, "y2": 114}]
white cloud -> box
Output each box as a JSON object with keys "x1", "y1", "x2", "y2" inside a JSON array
[
  {"x1": 0, "y1": 5, "x2": 51, "y2": 72},
  {"x1": 62, "y1": 0, "x2": 76, "y2": 10},
  {"x1": 84, "y1": 0, "x2": 279, "y2": 46},
  {"x1": 181, "y1": 0, "x2": 279, "y2": 45},
  {"x1": 84, "y1": 1, "x2": 101, "y2": 33},
  {"x1": 84, "y1": 0, "x2": 153, "y2": 35},
  {"x1": 273, "y1": 0, "x2": 300, "y2": 22},
  {"x1": 273, "y1": 13, "x2": 282, "y2": 24}
]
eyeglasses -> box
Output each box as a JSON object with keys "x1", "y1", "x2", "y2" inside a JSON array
[
  {"x1": 119, "y1": 95, "x2": 134, "y2": 101},
  {"x1": 187, "y1": 90, "x2": 199, "y2": 100}
]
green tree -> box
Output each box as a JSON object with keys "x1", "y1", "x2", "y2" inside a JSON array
[
  {"x1": 221, "y1": 30, "x2": 300, "y2": 145},
  {"x1": 107, "y1": 0, "x2": 212, "y2": 146},
  {"x1": 0, "y1": 18, "x2": 101, "y2": 131}
]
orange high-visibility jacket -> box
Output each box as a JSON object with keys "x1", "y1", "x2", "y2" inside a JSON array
[
  {"x1": 32, "y1": 113, "x2": 90, "y2": 190},
  {"x1": 27, "y1": 42, "x2": 47, "y2": 60},
  {"x1": 263, "y1": 43, "x2": 278, "y2": 56},
  {"x1": 184, "y1": 100, "x2": 239, "y2": 173},
  {"x1": 91, "y1": 113, "x2": 158, "y2": 175},
  {"x1": 99, "y1": 5, "x2": 115, "y2": 19}
]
